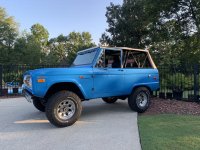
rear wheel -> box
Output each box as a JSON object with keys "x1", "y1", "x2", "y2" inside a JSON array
[
  {"x1": 128, "y1": 87, "x2": 150, "y2": 113},
  {"x1": 102, "y1": 97, "x2": 118, "y2": 104},
  {"x1": 45, "y1": 91, "x2": 82, "y2": 127},
  {"x1": 33, "y1": 98, "x2": 45, "y2": 112}
]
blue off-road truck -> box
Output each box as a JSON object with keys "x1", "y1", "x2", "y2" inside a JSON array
[{"x1": 23, "y1": 47, "x2": 159, "y2": 127}]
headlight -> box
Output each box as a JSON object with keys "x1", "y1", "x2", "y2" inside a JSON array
[{"x1": 23, "y1": 75, "x2": 32, "y2": 88}]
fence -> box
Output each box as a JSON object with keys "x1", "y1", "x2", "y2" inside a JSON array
[
  {"x1": 0, "y1": 65, "x2": 68, "y2": 96},
  {"x1": 154, "y1": 64, "x2": 200, "y2": 101},
  {"x1": 0, "y1": 64, "x2": 199, "y2": 101}
]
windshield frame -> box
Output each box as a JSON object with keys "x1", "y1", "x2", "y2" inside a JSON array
[{"x1": 72, "y1": 47, "x2": 99, "y2": 66}]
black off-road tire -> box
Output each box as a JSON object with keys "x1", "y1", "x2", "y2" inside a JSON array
[
  {"x1": 128, "y1": 87, "x2": 150, "y2": 113},
  {"x1": 102, "y1": 97, "x2": 118, "y2": 104},
  {"x1": 33, "y1": 98, "x2": 45, "y2": 112},
  {"x1": 45, "y1": 91, "x2": 82, "y2": 127}
]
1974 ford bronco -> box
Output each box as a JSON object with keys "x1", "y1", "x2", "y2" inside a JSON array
[{"x1": 23, "y1": 47, "x2": 159, "y2": 127}]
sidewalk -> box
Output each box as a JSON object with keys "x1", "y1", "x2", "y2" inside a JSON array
[{"x1": 0, "y1": 97, "x2": 141, "y2": 150}]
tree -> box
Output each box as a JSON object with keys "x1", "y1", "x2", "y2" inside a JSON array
[
  {"x1": 146, "y1": 0, "x2": 200, "y2": 65},
  {"x1": 100, "y1": 1, "x2": 150, "y2": 48},
  {"x1": 46, "y1": 32, "x2": 95, "y2": 65},
  {"x1": 30, "y1": 23, "x2": 49, "y2": 62},
  {"x1": 66, "y1": 32, "x2": 95, "y2": 65},
  {"x1": 30, "y1": 23, "x2": 49, "y2": 47},
  {"x1": 101, "y1": 0, "x2": 200, "y2": 65},
  {"x1": 0, "y1": 7, "x2": 18, "y2": 64},
  {"x1": 0, "y1": 7, "x2": 96, "y2": 65},
  {"x1": 46, "y1": 34, "x2": 69, "y2": 64},
  {"x1": 13, "y1": 33, "x2": 41, "y2": 64}
]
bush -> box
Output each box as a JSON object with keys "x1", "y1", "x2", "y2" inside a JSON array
[{"x1": 165, "y1": 73, "x2": 194, "y2": 92}]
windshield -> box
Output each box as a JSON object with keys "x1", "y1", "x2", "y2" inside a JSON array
[{"x1": 72, "y1": 48, "x2": 97, "y2": 66}]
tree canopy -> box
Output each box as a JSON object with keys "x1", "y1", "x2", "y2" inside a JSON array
[
  {"x1": 101, "y1": 0, "x2": 200, "y2": 65},
  {"x1": 1, "y1": 1, "x2": 200, "y2": 66},
  {"x1": 46, "y1": 32, "x2": 95, "y2": 65},
  {"x1": 0, "y1": 7, "x2": 18, "y2": 63},
  {"x1": 30, "y1": 23, "x2": 49, "y2": 47},
  {"x1": 0, "y1": 7, "x2": 95, "y2": 65}
]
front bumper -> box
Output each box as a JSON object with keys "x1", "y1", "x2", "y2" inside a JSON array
[{"x1": 23, "y1": 89, "x2": 33, "y2": 103}]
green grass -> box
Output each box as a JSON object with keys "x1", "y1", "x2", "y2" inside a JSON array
[{"x1": 138, "y1": 114, "x2": 200, "y2": 150}]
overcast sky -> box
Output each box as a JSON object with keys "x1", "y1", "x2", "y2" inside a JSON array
[{"x1": 0, "y1": 0, "x2": 123, "y2": 44}]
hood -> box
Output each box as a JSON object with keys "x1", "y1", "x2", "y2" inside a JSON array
[{"x1": 25, "y1": 66, "x2": 93, "y2": 76}]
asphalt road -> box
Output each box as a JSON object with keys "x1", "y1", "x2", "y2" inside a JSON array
[{"x1": 0, "y1": 97, "x2": 141, "y2": 150}]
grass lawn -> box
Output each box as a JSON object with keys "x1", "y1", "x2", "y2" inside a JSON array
[{"x1": 138, "y1": 114, "x2": 200, "y2": 150}]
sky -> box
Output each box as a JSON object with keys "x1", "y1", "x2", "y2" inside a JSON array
[{"x1": 0, "y1": 0, "x2": 123, "y2": 44}]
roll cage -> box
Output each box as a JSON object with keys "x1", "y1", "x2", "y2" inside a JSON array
[{"x1": 90, "y1": 47, "x2": 156, "y2": 69}]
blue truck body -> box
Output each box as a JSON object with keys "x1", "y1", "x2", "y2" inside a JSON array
[{"x1": 23, "y1": 47, "x2": 159, "y2": 100}]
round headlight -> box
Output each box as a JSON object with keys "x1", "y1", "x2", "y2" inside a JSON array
[{"x1": 24, "y1": 75, "x2": 32, "y2": 88}]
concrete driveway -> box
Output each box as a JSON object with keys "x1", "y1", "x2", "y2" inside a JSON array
[{"x1": 0, "y1": 97, "x2": 141, "y2": 150}]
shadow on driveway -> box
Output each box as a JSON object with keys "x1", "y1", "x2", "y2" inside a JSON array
[
  {"x1": 10, "y1": 99, "x2": 132, "y2": 130},
  {"x1": 0, "y1": 98, "x2": 141, "y2": 150}
]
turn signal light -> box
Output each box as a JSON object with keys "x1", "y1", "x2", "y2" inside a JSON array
[
  {"x1": 79, "y1": 76, "x2": 84, "y2": 79},
  {"x1": 37, "y1": 79, "x2": 46, "y2": 83}
]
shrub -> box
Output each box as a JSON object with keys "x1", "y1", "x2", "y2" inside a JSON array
[{"x1": 165, "y1": 73, "x2": 194, "y2": 92}]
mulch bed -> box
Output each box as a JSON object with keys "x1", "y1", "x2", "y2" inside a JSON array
[{"x1": 142, "y1": 98, "x2": 200, "y2": 115}]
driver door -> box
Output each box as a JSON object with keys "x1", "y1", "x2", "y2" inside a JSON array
[{"x1": 93, "y1": 48, "x2": 124, "y2": 98}]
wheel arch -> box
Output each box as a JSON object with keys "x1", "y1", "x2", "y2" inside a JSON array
[
  {"x1": 44, "y1": 82, "x2": 86, "y2": 100},
  {"x1": 131, "y1": 85, "x2": 152, "y2": 95}
]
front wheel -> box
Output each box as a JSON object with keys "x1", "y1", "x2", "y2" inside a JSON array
[
  {"x1": 128, "y1": 87, "x2": 150, "y2": 113},
  {"x1": 45, "y1": 91, "x2": 82, "y2": 127},
  {"x1": 33, "y1": 98, "x2": 45, "y2": 112}
]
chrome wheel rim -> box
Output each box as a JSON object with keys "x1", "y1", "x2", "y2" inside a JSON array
[
  {"x1": 136, "y1": 92, "x2": 148, "y2": 108},
  {"x1": 57, "y1": 98, "x2": 76, "y2": 120}
]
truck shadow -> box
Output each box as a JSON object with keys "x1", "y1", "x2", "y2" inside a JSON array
[
  {"x1": 5, "y1": 99, "x2": 133, "y2": 132},
  {"x1": 81, "y1": 100, "x2": 132, "y2": 119}
]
